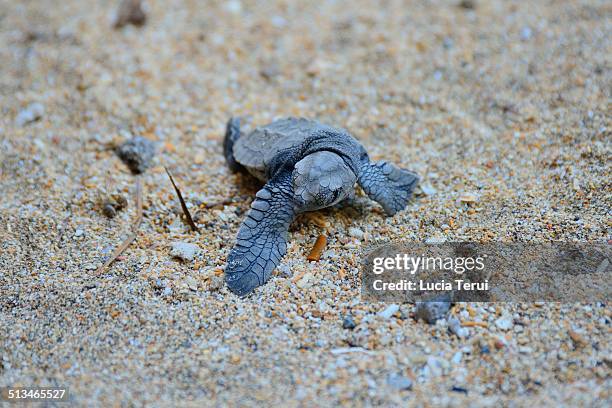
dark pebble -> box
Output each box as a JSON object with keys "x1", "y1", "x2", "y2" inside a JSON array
[
  {"x1": 102, "y1": 203, "x2": 117, "y2": 218},
  {"x1": 116, "y1": 136, "x2": 156, "y2": 174},
  {"x1": 342, "y1": 315, "x2": 357, "y2": 330},
  {"x1": 114, "y1": 0, "x2": 147, "y2": 29},
  {"x1": 101, "y1": 193, "x2": 128, "y2": 218},
  {"x1": 458, "y1": 0, "x2": 476, "y2": 9},
  {"x1": 414, "y1": 293, "x2": 452, "y2": 324}
]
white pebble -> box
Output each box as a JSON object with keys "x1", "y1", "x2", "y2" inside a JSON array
[
  {"x1": 296, "y1": 272, "x2": 314, "y2": 289},
  {"x1": 521, "y1": 26, "x2": 533, "y2": 40},
  {"x1": 495, "y1": 314, "x2": 513, "y2": 331},
  {"x1": 184, "y1": 276, "x2": 198, "y2": 291},
  {"x1": 449, "y1": 317, "x2": 469, "y2": 338},
  {"x1": 270, "y1": 15, "x2": 286, "y2": 28},
  {"x1": 378, "y1": 304, "x2": 399, "y2": 319},
  {"x1": 451, "y1": 351, "x2": 463, "y2": 365},
  {"x1": 348, "y1": 227, "x2": 364, "y2": 239},
  {"x1": 224, "y1": 0, "x2": 242, "y2": 13},
  {"x1": 277, "y1": 264, "x2": 292, "y2": 278},
  {"x1": 16, "y1": 102, "x2": 45, "y2": 126},
  {"x1": 387, "y1": 373, "x2": 412, "y2": 390},
  {"x1": 421, "y1": 184, "x2": 437, "y2": 195},
  {"x1": 426, "y1": 356, "x2": 448, "y2": 377},
  {"x1": 170, "y1": 242, "x2": 199, "y2": 262}
]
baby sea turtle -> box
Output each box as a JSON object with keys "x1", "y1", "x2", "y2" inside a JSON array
[{"x1": 223, "y1": 117, "x2": 419, "y2": 296}]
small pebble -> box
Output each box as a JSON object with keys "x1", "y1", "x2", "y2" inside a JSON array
[
  {"x1": 16, "y1": 102, "x2": 44, "y2": 126},
  {"x1": 426, "y1": 356, "x2": 448, "y2": 377},
  {"x1": 494, "y1": 337, "x2": 507, "y2": 350},
  {"x1": 114, "y1": 0, "x2": 146, "y2": 28},
  {"x1": 420, "y1": 183, "x2": 437, "y2": 196},
  {"x1": 296, "y1": 272, "x2": 314, "y2": 289},
  {"x1": 116, "y1": 136, "x2": 156, "y2": 174},
  {"x1": 414, "y1": 295, "x2": 451, "y2": 324},
  {"x1": 342, "y1": 315, "x2": 357, "y2": 330},
  {"x1": 170, "y1": 242, "x2": 199, "y2": 262},
  {"x1": 458, "y1": 0, "x2": 476, "y2": 9},
  {"x1": 451, "y1": 351, "x2": 463, "y2": 365},
  {"x1": 260, "y1": 64, "x2": 280, "y2": 80},
  {"x1": 184, "y1": 276, "x2": 198, "y2": 291},
  {"x1": 102, "y1": 204, "x2": 117, "y2": 218},
  {"x1": 378, "y1": 304, "x2": 399, "y2": 319},
  {"x1": 387, "y1": 373, "x2": 412, "y2": 390},
  {"x1": 224, "y1": 0, "x2": 242, "y2": 13},
  {"x1": 270, "y1": 15, "x2": 286, "y2": 28},
  {"x1": 208, "y1": 276, "x2": 224, "y2": 292},
  {"x1": 459, "y1": 193, "x2": 478, "y2": 204},
  {"x1": 348, "y1": 227, "x2": 364, "y2": 240},
  {"x1": 101, "y1": 193, "x2": 128, "y2": 218},
  {"x1": 521, "y1": 26, "x2": 533, "y2": 41},
  {"x1": 495, "y1": 315, "x2": 513, "y2": 331},
  {"x1": 277, "y1": 264, "x2": 292, "y2": 278},
  {"x1": 448, "y1": 317, "x2": 469, "y2": 338}
]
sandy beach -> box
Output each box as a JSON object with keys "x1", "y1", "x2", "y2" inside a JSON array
[{"x1": 1, "y1": 0, "x2": 610, "y2": 406}]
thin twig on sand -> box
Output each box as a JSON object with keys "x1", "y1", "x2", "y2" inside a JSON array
[
  {"x1": 201, "y1": 197, "x2": 241, "y2": 209},
  {"x1": 164, "y1": 167, "x2": 199, "y2": 232},
  {"x1": 95, "y1": 176, "x2": 143, "y2": 275}
]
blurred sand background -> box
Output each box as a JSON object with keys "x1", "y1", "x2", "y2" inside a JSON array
[{"x1": 0, "y1": 0, "x2": 610, "y2": 406}]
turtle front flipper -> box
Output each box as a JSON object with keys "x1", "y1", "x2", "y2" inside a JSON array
[
  {"x1": 358, "y1": 161, "x2": 419, "y2": 216},
  {"x1": 225, "y1": 173, "x2": 296, "y2": 296}
]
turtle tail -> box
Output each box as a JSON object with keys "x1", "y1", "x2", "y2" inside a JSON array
[{"x1": 223, "y1": 117, "x2": 244, "y2": 172}]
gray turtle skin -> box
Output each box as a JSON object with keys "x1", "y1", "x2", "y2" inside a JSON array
[{"x1": 223, "y1": 117, "x2": 419, "y2": 296}]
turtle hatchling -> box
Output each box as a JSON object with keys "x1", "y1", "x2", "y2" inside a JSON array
[{"x1": 223, "y1": 117, "x2": 419, "y2": 296}]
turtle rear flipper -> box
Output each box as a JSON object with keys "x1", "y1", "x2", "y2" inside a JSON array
[
  {"x1": 225, "y1": 173, "x2": 296, "y2": 296},
  {"x1": 223, "y1": 117, "x2": 244, "y2": 172},
  {"x1": 358, "y1": 161, "x2": 419, "y2": 216}
]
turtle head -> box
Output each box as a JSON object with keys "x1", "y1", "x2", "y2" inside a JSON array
[{"x1": 292, "y1": 151, "x2": 357, "y2": 211}]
